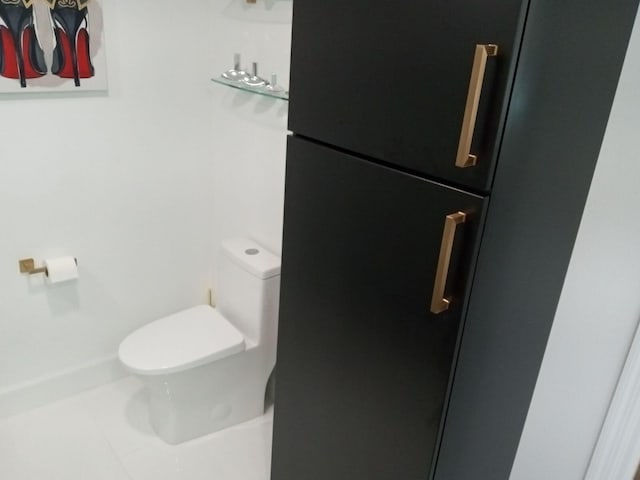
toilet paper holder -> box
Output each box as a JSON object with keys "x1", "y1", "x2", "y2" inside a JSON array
[
  {"x1": 18, "y1": 257, "x2": 77, "y2": 276},
  {"x1": 19, "y1": 258, "x2": 47, "y2": 275}
]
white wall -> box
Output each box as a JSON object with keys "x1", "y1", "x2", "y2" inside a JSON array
[
  {"x1": 0, "y1": 0, "x2": 217, "y2": 400},
  {"x1": 510, "y1": 9, "x2": 640, "y2": 480},
  {"x1": 208, "y1": 0, "x2": 292, "y2": 274}
]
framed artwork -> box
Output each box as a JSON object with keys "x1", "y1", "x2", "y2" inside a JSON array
[{"x1": 0, "y1": 0, "x2": 106, "y2": 92}]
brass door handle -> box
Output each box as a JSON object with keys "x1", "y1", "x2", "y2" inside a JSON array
[
  {"x1": 431, "y1": 211, "x2": 467, "y2": 314},
  {"x1": 455, "y1": 44, "x2": 499, "y2": 168}
]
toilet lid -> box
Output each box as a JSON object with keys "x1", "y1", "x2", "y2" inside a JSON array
[{"x1": 118, "y1": 305, "x2": 245, "y2": 375}]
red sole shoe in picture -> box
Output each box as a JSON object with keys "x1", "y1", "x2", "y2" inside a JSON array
[
  {"x1": 0, "y1": 0, "x2": 47, "y2": 88},
  {"x1": 48, "y1": 0, "x2": 94, "y2": 87}
]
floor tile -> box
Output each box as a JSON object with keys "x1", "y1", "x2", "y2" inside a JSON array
[
  {"x1": 0, "y1": 376, "x2": 273, "y2": 480},
  {"x1": 0, "y1": 396, "x2": 131, "y2": 480},
  {"x1": 121, "y1": 409, "x2": 273, "y2": 480},
  {"x1": 79, "y1": 376, "x2": 164, "y2": 456}
]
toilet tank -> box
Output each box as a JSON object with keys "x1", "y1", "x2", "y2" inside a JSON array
[{"x1": 217, "y1": 238, "x2": 281, "y2": 345}]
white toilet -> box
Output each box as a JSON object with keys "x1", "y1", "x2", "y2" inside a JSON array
[{"x1": 118, "y1": 238, "x2": 281, "y2": 444}]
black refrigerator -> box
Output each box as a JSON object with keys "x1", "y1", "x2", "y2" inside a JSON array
[{"x1": 270, "y1": 1, "x2": 639, "y2": 479}]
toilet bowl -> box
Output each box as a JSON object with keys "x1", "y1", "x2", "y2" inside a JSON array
[{"x1": 118, "y1": 238, "x2": 280, "y2": 444}]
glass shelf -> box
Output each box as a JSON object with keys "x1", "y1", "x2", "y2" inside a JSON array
[{"x1": 211, "y1": 76, "x2": 289, "y2": 101}]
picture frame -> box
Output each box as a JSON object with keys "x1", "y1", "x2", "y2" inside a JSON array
[{"x1": 0, "y1": 0, "x2": 106, "y2": 92}]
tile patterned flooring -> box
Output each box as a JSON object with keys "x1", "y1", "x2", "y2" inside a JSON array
[{"x1": 0, "y1": 377, "x2": 273, "y2": 480}]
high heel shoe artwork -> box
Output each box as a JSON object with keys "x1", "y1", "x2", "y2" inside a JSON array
[
  {"x1": 0, "y1": 0, "x2": 105, "y2": 92},
  {"x1": 46, "y1": 0, "x2": 94, "y2": 87},
  {"x1": 0, "y1": 0, "x2": 48, "y2": 88}
]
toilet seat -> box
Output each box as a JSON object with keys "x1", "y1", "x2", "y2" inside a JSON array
[{"x1": 118, "y1": 305, "x2": 245, "y2": 376}]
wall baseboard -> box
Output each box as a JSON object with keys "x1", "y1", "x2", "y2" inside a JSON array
[
  {"x1": 585, "y1": 319, "x2": 640, "y2": 480},
  {"x1": 0, "y1": 355, "x2": 128, "y2": 419}
]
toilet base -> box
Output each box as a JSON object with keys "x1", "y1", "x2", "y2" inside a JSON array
[{"x1": 140, "y1": 351, "x2": 270, "y2": 445}]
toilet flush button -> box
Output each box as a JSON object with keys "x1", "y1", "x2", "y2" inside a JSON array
[{"x1": 245, "y1": 248, "x2": 259, "y2": 255}]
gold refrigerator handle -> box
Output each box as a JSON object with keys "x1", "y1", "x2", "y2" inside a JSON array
[
  {"x1": 430, "y1": 212, "x2": 467, "y2": 314},
  {"x1": 455, "y1": 44, "x2": 499, "y2": 168}
]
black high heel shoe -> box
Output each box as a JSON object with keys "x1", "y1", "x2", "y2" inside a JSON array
[
  {"x1": 0, "y1": 0, "x2": 47, "y2": 88},
  {"x1": 48, "y1": 0, "x2": 94, "y2": 87}
]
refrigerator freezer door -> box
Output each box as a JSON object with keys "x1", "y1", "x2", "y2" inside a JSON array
[
  {"x1": 271, "y1": 136, "x2": 488, "y2": 480},
  {"x1": 288, "y1": 0, "x2": 528, "y2": 192}
]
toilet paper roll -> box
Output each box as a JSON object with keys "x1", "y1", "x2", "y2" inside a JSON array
[{"x1": 45, "y1": 256, "x2": 78, "y2": 284}]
